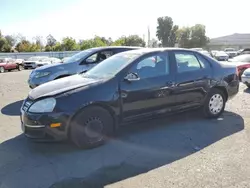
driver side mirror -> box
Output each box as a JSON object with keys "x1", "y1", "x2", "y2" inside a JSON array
[
  {"x1": 124, "y1": 72, "x2": 140, "y2": 82},
  {"x1": 86, "y1": 58, "x2": 95, "y2": 64}
]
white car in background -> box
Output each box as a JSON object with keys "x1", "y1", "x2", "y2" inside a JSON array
[
  {"x1": 23, "y1": 57, "x2": 61, "y2": 69},
  {"x1": 213, "y1": 51, "x2": 229, "y2": 61},
  {"x1": 200, "y1": 50, "x2": 212, "y2": 57},
  {"x1": 23, "y1": 56, "x2": 49, "y2": 69},
  {"x1": 191, "y1": 48, "x2": 203, "y2": 52}
]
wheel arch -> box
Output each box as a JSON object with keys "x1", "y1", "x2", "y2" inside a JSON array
[
  {"x1": 212, "y1": 86, "x2": 228, "y2": 101},
  {"x1": 66, "y1": 102, "x2": 117, "y2": 137}
]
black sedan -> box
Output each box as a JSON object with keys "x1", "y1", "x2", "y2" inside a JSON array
[{"x1": 20, "y1": 48, "x2": 239, "y2": 148}]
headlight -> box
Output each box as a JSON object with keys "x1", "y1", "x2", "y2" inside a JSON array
[
  {"x1": 28, "y1": 98, "x2": 56, "y2": 113},
  {"x1": 35, "y1": 72, "x2": 50, "y2": 78}
]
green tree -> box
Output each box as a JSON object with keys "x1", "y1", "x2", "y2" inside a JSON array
[
  {"x1": 61, "y1": 37, "x2": 79, "y2": 51},
  {"x1": 45, "y1": 45, "x2": 52, "y2": 51},
  {"x1": 124, "y1": 35, "x2": 145, "y2": 47},
  {"x1": 112, "y1": 36, "x2": 126, "y2": 46},
  {"x1": 53, "y1": 42, "x2": 63, "y2": 51},
  {"x1": 15, "y1": 40, "x2": 32, "y2": 52},
  {"x1": 177, "y1": 24, "x2": 209, "y2": 48},
  {"x1": 5, "y1": 35, "x2": 16, "y2": 47},
  {"x1": 46, "y1": 34, "x2": 57, "y2": 47},
  {"x1": 33, "y1": 36, "x2": 44, "y2": 51},
  {"x1": 177, "y1": 27, "x2": 191, "y2": 48},
  {"x1": 156, "y1": 16, "x2": 174, "y2": 47},
  {"x1": 0, "y1": 38, "x2": 7, "y2": 52},
  {"x1": 80, "y1": 36, "x2": 106, "y2": 50},
  {"x1": 169, "y1": 25, "x2": 179, "y2": 47},
  {"x1": 112, "y1": 35, "x2": 145, "y2": 47},
  {"x1": 189, "y1": 24, "x2": 209, "y2": 48}
]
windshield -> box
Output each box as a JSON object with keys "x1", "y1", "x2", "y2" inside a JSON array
[
  {"x1": 83, "y1": 52, "x2": 140, "y2": 79},
  {"x1": 231, "y1": 55, "x2": 250, "y2": 62},
  {"x1": 64, "y1": 50, "x2": 93, "y2": 64}
]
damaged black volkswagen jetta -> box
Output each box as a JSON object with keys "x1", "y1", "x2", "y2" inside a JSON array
[{"x1": 20, "y1": 48, "x2": 239, "y2": 148}]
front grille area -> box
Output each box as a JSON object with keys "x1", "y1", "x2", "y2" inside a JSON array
[{"x1": 24, "y1": 62, "x2": 35, "y2": 65}]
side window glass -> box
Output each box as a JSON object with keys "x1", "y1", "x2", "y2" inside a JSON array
[
  {"x1": 129, "y1": 54, "x2": 169, "y2": 79},
  {"x1": 196, "y1": 54, "x2": 211, "y2": 69},
  {"x1": 175, "y1": 52, "x2": 201, "y2": 73},
  {"x1": 100, "y1": 50, "x2": 114, "y2": 59},
  {"x1": 86, "y1": 50, "x2": 114, "y2": 64},
  {"x1": 86, "y1": 53, "x2": 98, "y2": 63}
]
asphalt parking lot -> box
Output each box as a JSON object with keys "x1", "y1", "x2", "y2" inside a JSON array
[{"x1": 0, "y1": 70, "x2": 250, "y2": 188}]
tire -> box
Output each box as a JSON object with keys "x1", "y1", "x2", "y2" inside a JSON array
[
  {"x1": 203, "y1": 88, "x2": 226, "y2": 118},
  {"x1": 246, "y1": 83, "x2": 250, "y2": 88},
  {"x1": 70, "y1": 106, "x2": 114, "y2": 149},
  {"x1": 0, "y1": 67, "x2": 5, "y2": 73},
  {"x1": 17, "y1": 65, "x2": 22, "y2": 71}
]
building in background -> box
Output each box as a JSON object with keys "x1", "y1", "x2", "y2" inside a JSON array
[{"x1": 208, "y1": 33, "x2": 250, "y2": 50}]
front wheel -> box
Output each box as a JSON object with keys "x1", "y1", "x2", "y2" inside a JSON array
[
  {"x1": 203, "y1": 88, "x2": 226, "y2": 118},
  {"x1": 70, "y1": 106, "x2": 114, "y2": 149}
]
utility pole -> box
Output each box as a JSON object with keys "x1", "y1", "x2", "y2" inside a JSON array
[{"x1": 148, "y1": 26, "x2": 150, "y2": 47}]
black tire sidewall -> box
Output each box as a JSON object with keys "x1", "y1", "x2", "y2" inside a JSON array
[
  {"x1": 203, "y1": 88, "x2": 226, "y2": 118},
  {"x1": 18, "y1": 65, "x2": 22, "y2": 71},
  {"x1": 70, "y1": 106, "x2": 114, "y2": 149}
]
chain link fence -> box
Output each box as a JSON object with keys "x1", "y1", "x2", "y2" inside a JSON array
[{"x1": 0, "y1": 51, "x2": 81, "y2": 60}]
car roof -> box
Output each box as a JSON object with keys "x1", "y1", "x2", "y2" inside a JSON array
[
  {"x1": 90, "y1": 46, "x2": 142, "y2": 51},
  {"x1": 119, "y1": 47, "x2": 202, "y2": 55}
]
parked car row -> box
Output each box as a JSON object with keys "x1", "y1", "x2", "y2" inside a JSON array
[
  {"x1": 20, "y1": 46, "x2": 240, "y2": 149},
  {"x1": 23, "y1": 56, "x2": 62, "y2": 69},
  {"x1": 0, "y1": 56, "x2": 64, "y2": 74},
  {"x1": 0, "y1": 58, "x2": 23, "y2": 73}
]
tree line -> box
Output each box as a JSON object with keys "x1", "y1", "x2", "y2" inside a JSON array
[{"x1": 0, "y1": 16, "x2": 209, "y2": 53}]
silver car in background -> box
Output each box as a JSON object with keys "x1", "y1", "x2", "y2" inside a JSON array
[
  {"x1": 213, "y1": 51, "x2": 229, "y2": 61},
  {"x1": 23, "y1": 56, "x2": 49, "y2": 69},
  {"x1": 28, "y1": 46, "x2": 141, "y2": 89}
]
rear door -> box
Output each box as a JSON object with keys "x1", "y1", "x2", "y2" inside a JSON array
[{"x1": 171, "y1": 50, "x2": 212, "y2": 109}]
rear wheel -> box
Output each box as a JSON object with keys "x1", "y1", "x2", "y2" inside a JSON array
[
  {"x1": 70, "y1": 106, "x2": 114, "y2": 149},
  {"x1": 203, "y1": 88, "x2": 226, "y2": 118},
  {"x1": 0, "y1": 67, "x2": 5, "y2": 73},
  {"x1": 17, "y1": 65, "x2": 22, "y2": 71}
]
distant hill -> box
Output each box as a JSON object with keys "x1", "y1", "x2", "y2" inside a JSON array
[{"x1": 209, "y1": 33, "x2": 250, "y2": 45}]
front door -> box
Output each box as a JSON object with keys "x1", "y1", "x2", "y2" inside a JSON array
[
  {"x1": 120, "y1": 51, "x2": 176, "y2": 121},
  {"x1": 172, "y1": 50, "x2": 212, "y2": 109},
  {"x1": 5, "y1": 60, "x2": 13, "y2": 70}
]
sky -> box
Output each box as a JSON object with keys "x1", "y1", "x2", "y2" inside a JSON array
[{"x1": 1, "y1": 0, "x2": 250, "y2": 43}]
